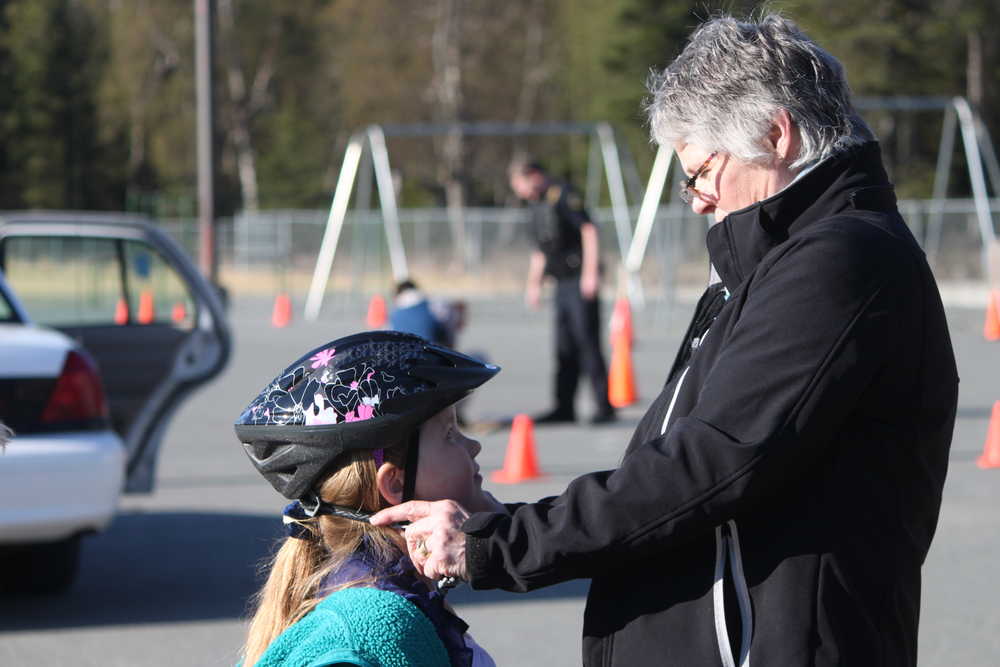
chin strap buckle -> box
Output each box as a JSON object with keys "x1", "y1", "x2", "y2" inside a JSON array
[
  {"x1": 299, "y1": 492, "x2": 323, "y2": 518},
  {"x1": 437, "y1": 576, "x2": 460, "y2": 592}
]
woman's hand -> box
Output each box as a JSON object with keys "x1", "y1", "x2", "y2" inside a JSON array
[{"x1": 371, "y1": 500, "x2": 470, "y2": 581}]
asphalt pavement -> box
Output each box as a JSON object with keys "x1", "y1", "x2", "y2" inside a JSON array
[{"x1": 1, "y1": 292, "x2": 998, "y2": 666}]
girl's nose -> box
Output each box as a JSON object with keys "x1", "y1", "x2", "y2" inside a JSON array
[{"x1": 466, "y1": 436, "x2": 482, "y2": 458}]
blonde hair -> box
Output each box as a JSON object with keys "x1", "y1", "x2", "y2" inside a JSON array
[{"x1": 242, "y1": 443, "x2": 409, "y2": 666}]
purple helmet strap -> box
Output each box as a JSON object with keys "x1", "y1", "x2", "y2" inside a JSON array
[
  {"x1": 372, "y1": 448, "x2": 385, "y2": 468},
  {"x1": 402, "y1": 428, "x2": 421, "y2": 502}
]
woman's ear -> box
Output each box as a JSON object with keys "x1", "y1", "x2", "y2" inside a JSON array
[
  {"x1": 376, "y1": 463, "x2": 405, "y2": 506},
  {"x1": 768, "y1": 108, "x2": 800, "y2": 163}
]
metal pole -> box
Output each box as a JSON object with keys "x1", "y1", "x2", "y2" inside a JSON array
[
  {"x1": 348, "y1": 144, "x2": 373, "y2": 307},
  {"x1": 596, "y1": 123, "x2": 633, "y2": 261},
  {"x1": 974, "y1": 116, "x2": 1000, "y2": 197},
  {"x1": 952, "y1": 97, "x2": 998, "y2": 279},
  {"x1": 304, "y1": 134, "x2": 365, "y2": 321},
  {"x1": 625, "y1": 144, "x2": 673, "y2": 273},
  {"x1": 367, "y1": 125, "x2": 409, "y2": 282},
  {"x1": 194, "y1": 0, "x2": 216, "y2": 282},
  {"x1": 596, "y1": 123, "x2": 641, "y2": 304},
  {"x1": 617, "y1": 139, "x2": 645, "y2": 208},
  {"x1": 927, "y1": 105, "x2": 956, "y2": 261},
  {"x1": 585, "y1": 132, "x2": 602, "y2": 214}
]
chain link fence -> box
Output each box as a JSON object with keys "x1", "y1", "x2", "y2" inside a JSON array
[{"x1": 156, "y1": 199, "x2": 998, "y2": 305}]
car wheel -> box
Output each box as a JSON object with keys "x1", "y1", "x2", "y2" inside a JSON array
[{"x1": 0, "y1": 535, "x2": 82, "y2": 594}]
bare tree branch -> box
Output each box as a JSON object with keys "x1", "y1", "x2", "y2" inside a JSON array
[
  {"x1": 430, "y1": 0, "x2": 467, "y2": 268},
  {"x1": 218, "y1": 0, "x2": 260, "y2": 211}
]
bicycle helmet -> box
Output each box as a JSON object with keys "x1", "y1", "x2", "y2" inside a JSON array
[{"x1": 235, "y1": 330, "x2": 499, "y2": 501}]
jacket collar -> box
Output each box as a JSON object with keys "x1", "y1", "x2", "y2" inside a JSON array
[{"x1": 706, "y1": 141, "x2": 896, "y2": 292}]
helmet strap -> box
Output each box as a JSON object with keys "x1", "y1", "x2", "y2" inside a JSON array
[
  {"x1": 294, "y1": 494, "x2": 408, "y2": 527},
  {"x1": 294, "y1": 427, "x2": 420, "y2": 531},
  {"x1": 402, "y1": 428, "x2": 421, "y2": 502}
]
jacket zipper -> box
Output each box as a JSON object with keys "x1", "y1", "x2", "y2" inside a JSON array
[
  {"x1": 713, "y1": 521, "x2": 754, "y2": 667},
  {"x1": 660, "y1": 367, "x2": 690, "y2": 436},
  {"x1": 659, "y1": 325, "x2": 713, "y2": 436}
]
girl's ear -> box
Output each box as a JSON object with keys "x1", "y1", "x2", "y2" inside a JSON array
[{"x1": 376, "y1": 462, "x2": 405, "y2": 506}]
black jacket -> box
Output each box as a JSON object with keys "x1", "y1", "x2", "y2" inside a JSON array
[
  {"x1": 530, "y1": 181, "x2": 590, "y2": 279},
  {"x1": 463, "y1": 142, "x2": 959, "y2": 666}
]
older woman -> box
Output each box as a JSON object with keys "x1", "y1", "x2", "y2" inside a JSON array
[{"x1": 374, "y1": 14, "x2": 958, "y2": 667}]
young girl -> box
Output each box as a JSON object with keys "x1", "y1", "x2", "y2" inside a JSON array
[{"x1": 235, "y1": 331, "x2": 502, "y2": 667}]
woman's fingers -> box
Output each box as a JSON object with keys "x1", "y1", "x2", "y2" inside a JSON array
[
  {"x1": 370, "y1": 500, "x2": 434, "y2": 526},
  {"x1": 383, "y1": 500, "x2": 471, "y2": 581}
]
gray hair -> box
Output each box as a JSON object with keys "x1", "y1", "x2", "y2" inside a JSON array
[{"x1": 646, "y1": 14, "x2": 872, "y2": 168}]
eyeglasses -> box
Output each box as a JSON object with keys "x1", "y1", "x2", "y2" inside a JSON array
[{"x1": 679, "y1": 151, "x2": 718, "y2": 204}]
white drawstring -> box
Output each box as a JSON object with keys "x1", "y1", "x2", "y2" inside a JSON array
[
  {"x1": 713, "y1": 521, "x2": 753, "y2": 667},
  {"x1": 728, "y1": 521, "x2": 753, "y2": 667},
  {"x1": 658, "y1": 321, "x2": 752, "y2": 665},
  {"x1": 713, "y1": 525, "x2": 736, "y2": 667}
]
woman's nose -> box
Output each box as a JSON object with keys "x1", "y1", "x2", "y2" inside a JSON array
[{"x1": 691, "y1": 195, "x2": 715, "y2": 216}]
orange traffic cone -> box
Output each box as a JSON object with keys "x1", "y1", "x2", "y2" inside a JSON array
[
  {"x1": 985, "y1": 290, "x2": 1000, "y2": 342},
  {"x1": 610, "y1": 297, "x2": 634, "y2": 347},
  {"x1": 114, "y1": 298, "x2": 129, "y2": 325},
  {"x1": 171, "y1": 302, "x2": 187, "y2": 324},
  {"x1": 366, "y1": 295, "x2": 388, "y2": 328},
  {"x1": 977, "y1": 401, "x2": 1000, "y2": 469},
  {"x1": 272, "y1": 293, "x2": 292, "y2": 328},
  {"x1": 137, "y1": 290, "x2": 155, "y2": 324},
  {"x1": 608, "y1": 336, "x2": 637, "y2": 408},
  {"x1": 491, "y1": 414, "x2": 543, "y2": 483}
]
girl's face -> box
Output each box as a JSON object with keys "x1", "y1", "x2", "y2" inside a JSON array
[{"x1": 412, "y1": 406, "x2": 484, "y2": 509}]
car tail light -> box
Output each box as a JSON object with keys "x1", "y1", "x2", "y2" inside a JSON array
[{"x1": 40, "y1": 350, "x2": 109, "y2": 425}]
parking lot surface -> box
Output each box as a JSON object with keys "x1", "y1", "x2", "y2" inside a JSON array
[{"x1": 2, "y1": 294, "x2": 998, "y2": 666}]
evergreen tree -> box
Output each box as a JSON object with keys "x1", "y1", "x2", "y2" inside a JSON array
[{"x1": 0, "y1": 0, "x2": 112, "y2": 208}]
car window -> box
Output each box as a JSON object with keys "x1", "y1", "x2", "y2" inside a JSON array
[
  {"x1": 2, "y1": 236, "x2": 194, "y2": 330},
  {"x1": 123, "y1": 240, "x2": 194, "y2": 330},
  {"x1": 2, "y1": 236, "x2": 120, "y2": 325}
]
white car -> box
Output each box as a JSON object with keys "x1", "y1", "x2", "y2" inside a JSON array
[
  {"x1": 0, "y1": 273, "x2": 124, "y2": 593},
  {"x1": 0, "y1": 213, "x2": 230, "y2": 594}
]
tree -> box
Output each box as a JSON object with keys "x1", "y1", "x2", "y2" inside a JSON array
[
  {"x1": 216, "y1": 0, "x2": 340, "y2": 211},
  {"x1": 0, "y1": 0, "x2": 116, "y2": 208}
]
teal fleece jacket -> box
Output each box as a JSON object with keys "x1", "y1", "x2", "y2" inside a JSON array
[{"x1": 251, "y1": 587, "x2": 450, "y2": 667}]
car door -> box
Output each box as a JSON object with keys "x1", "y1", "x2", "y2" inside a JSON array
[{"x1": 0, "y1": 213, "x2": 231, "y2": 492}]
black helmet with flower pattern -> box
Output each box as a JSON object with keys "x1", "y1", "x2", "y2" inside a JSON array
[{"x1": 235, "y1": 330, "x2": 499, "y2": 500}]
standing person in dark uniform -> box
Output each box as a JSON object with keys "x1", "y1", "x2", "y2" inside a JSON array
[{"x1": 509, "y1": 160, "x2": 616, "y2": 425}]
